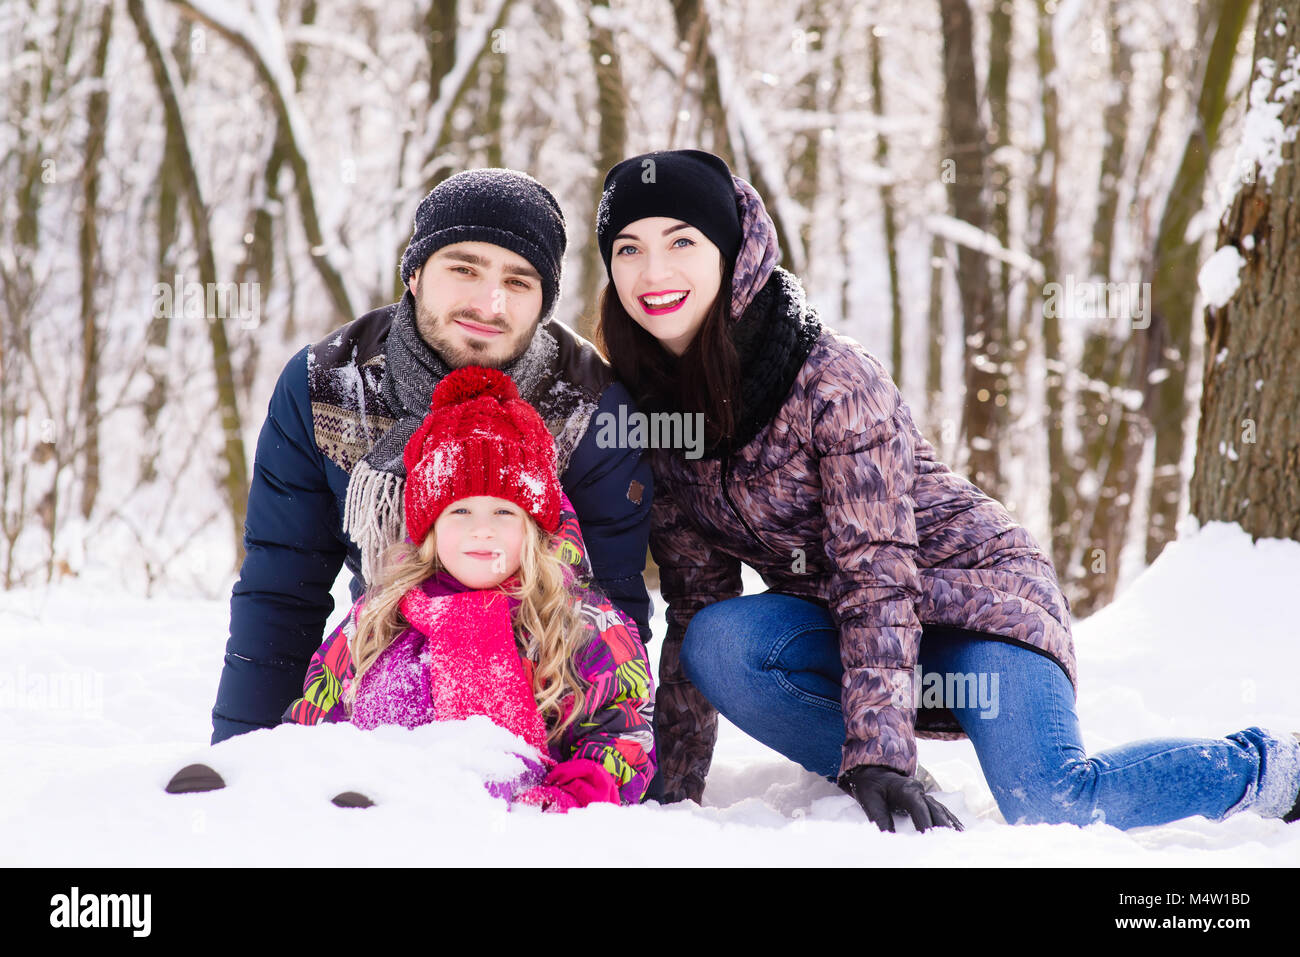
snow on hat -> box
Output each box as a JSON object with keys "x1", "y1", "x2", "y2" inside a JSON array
[
  {"x1": 402, "y1": 366, "x2": 562, "y2": 544},
  {"x1": 399, "y1": 168, "x2": 567, "y2": 321}
]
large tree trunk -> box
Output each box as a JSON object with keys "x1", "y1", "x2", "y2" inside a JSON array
[
  {"x1": 1143, "y1": 0, "x2": 1252, "y2": 563},
  {"x1": 1190, "y1": 0, "x2": 1300, "y2": 538},
  {"x1": 939, "y1": 0, "x2": 1002, "y2": 497}
]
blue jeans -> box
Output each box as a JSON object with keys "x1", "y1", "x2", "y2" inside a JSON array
[{"x1": 682, "y1": 593, "x2": 1300, "y2": 829}]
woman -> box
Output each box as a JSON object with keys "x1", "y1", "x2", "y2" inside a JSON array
[{"x1": 593, "y1": 148, "x2": 1300, "y2": 832}]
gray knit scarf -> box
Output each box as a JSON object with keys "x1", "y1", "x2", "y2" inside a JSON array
[{"x1": 342, "y1": 291, "x2": 558, "y2": 582}]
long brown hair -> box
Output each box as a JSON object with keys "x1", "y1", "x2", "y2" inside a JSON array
[{"x1": 594, "y1": 256, "x2": 740, "y2": 453}]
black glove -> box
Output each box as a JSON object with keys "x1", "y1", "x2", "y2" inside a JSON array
[{"x1": 839, "y1": 765, "x2": 964, "y2": 833}]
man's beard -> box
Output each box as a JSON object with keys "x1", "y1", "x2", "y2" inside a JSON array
[{"x1": 413, "y1": 296, "x2": 536, "y2": 370}]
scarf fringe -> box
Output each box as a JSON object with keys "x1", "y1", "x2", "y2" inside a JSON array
[{"x1": 343, "y1": 460, "x2": 406, "y2": 584}]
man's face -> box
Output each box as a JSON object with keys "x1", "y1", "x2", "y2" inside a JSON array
[{"x1": 407, "y1": 241, "x2": 545, "y2": 369}]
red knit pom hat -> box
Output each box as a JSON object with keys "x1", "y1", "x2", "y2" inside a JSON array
[{"x1": 403, "y1": 366, "x2": 562, "y2": 543}]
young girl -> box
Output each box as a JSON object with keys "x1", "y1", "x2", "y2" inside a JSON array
[{"x1": 280, "y1": 365, "x2": 656, "y2": 811}]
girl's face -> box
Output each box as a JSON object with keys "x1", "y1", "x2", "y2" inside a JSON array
[
  {"x1": 609, "y1": 217, "x2": 723, "y2": 357},
  {"x1": 433, "y1": 496, "x2": 526, "y2": 589}
]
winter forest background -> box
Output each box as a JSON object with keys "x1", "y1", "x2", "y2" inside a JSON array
[{"x1": 4, "y1": 0, "x2": 1299, "y2": 621}]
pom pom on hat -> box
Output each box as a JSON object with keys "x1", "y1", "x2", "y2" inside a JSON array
[
  {"x1": 428, "y1": 365, "x2": 520, "y2": 410},
  {"x1": 403, "y1": 366, "x2": 561, "y2": 543}
]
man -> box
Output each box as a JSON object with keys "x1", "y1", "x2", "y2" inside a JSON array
[{"x1": 211, "y1": 168, "x2": 653, "y2": 745}]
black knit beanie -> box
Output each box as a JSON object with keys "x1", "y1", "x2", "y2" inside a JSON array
[
  {"x1": 400, "y1": 168, "x2": 567, "y2": 321},
  {"x1": 596, "y1": 149, "x2": 742, "y2": 276}
]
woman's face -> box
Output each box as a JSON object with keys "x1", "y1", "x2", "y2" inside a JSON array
[
  {"x1": 609, "y1": 217, "x2": 723, "y2": 357},
  {"x1": 433, "y1": 496, "x2": 526, "y2": 589}
]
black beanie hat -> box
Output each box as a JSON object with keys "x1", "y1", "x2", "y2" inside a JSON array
[
  {"x1": 596, "y1": 149, "x2": 742, "y2": 277},
  {"x1": 400, "y1": 168, "x2": 567, "y2": 321}
]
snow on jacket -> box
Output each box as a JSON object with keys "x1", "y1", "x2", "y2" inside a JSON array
[
  {"x1": 651, "y1": 267, "x2": 1075, "y2": 801},
  {"x1": 282, "y1": 499, "x2": 656, "y2": 806},
  {"x1": 211, "y1": 302, "x2": 653, "y2": 745}
]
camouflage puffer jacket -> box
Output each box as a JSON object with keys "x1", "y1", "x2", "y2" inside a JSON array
[{"x1": 651, "y1": 268, "x2": 1075, "y2": 802}]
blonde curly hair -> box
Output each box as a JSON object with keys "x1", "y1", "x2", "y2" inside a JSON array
[{"x1": 345, "y1": 512, "x2": 589, "y2": 745}]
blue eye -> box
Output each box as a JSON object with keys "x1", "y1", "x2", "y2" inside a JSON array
[
  {"x1": 672, "y1": 236, "x2": 695, "y2": 247},
  {"x1": 615, "y1": 245, "x2": 637, "y2": 256}
]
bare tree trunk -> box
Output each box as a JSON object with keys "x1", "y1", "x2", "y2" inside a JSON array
[
  {"x1": 1135, "y1": 46, "x2": 1175, "y2": 197},
  {"x1": 1089, "y1": 0, "x2": 1133, "y2": 281},
  {"x1": 869, "y1": 26, "x2": 904, "y2": 384},
  {"x1": 140, "y1": 26, "x2": 190, "y2": 487},
  {"x1": 1143, "y1": 0, "x2": 1251, "y2": 563},
  {"x1": 6, "y1": 0, "x2": 84, "y2": 583},
  {"x1": 1073, "y1": 0, "x2": 1248, "y2": 614},
  {"x1": 939, "y1": 0, "x2": 1002, "y2": 496},
  {"x1": 394, "y1": 0, "x2": 513, "y2": 300},
  {"x1": 987, "y1": 0, "x2": 1013, "y2": 334},
  {"x1": 128, "y1": 0, "x2": 249, "y2": 567},
  {"x1": 577, "y1": 0, "x2": 628, "y2": 341},
  {"x1": 169, "y1": 0, "x2": 355, "y2": 325},
  {"x1": 240, "y1": 0, "x2": 315, "y2": 312},
  {"x1": 927, "y1": 235, "x2": 948, "y2": 442},
  {"x1": 77, "y1": 0, "x2": 113, "y2": 520},
  {"x1": 1069, "y1": 28, "x2": 1171, "y2": 615},
  {"x1": 1026, "y1": 0, "x2": 1072, "y2": 580},
  {"x1": 832, "y1": 26, "x2": 852, "y2": 329},
  {"x1": 425, "y1": 0, "x2": 458, "y2": 112},
  {"x1": 669, "y1": 0, "x2": 734, "y2": 164},
  {"x1": 790, "y1": 5, "x2": 824, "y2": 284},
  {"x1": 1190, "y1": 0, "x2": 1300, "y2": 539},
  {"x1": 426, "y1": 0, "x2": 513, "y2": 179},
  {"x1": 483, "y1": 38, "x2": 506, "y2": 169},
  {"x1": 667, "y1": 0, "x2": 802, "y2": 273}
]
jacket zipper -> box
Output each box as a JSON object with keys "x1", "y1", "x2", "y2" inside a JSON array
[{"x1": 720, "y1": 445, "x2": 783, "y2": 556}]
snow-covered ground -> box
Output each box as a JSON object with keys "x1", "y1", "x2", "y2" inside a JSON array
[{"x1": 2, "y1": 520, "x2": 1297, "y2": 866}]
